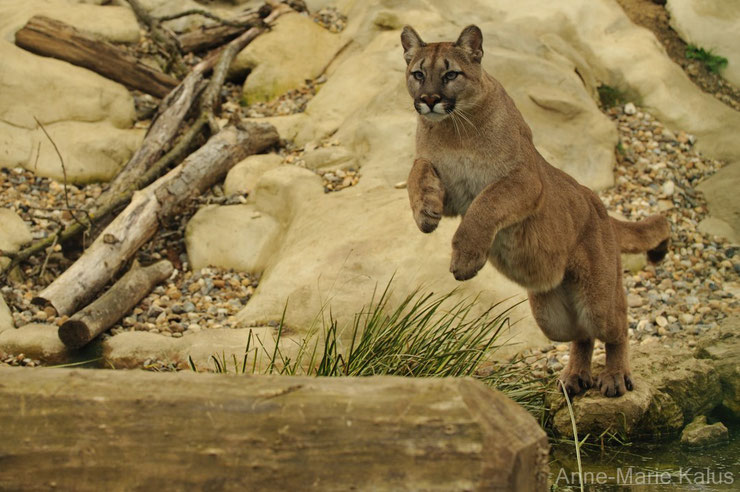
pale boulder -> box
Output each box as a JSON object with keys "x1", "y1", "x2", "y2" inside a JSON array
[
  {"x1": 493, "y1": 0, "x2": 740, "y2": 162},
  {"x1": 223, "y1": 153, "x2": 282, "y2": 196},
  {"x1": 12, "y1": 121, "x2": 144, "y2": 184},
  {"x1": 251, "y1": 165, "x2": 324, "y2": 224},
  {"x1": 0, "y1": 324, "x2": 69, "y2": 363},
  {"x1": 235, "y1": 13, "x2": 344, "y2": 103},
  {"x1": 0, "y1": 208, "x2": 32, "y2": 254},
  {"x1": 666, "y1": 0, "x2": 740, "y2": 87},
  {"x1": 0, "y1": 42, "x2": 135, "y2": 130},
  {"x1": 0, "y1": 294, "x2": 13, "y2": 333},
  {"x1": 102, "y1": 326, "x2": 292, "y2": 370},
  {"x1": 185, "y1": 204, "x2": 282, "y2": 273},
  {"x1": 0, "y1": 0, "x2": 140, "y2": 43},
  {"x1": 302, "y1": 146, "x2": 356, "y2": 171},
  {"x1": 697, "y1": 162, "x2": 740, "y2": 244}
]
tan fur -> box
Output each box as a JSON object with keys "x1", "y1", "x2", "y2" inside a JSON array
[{"x1": 402, "y1": 25, "x2": 670, "y2": 397}]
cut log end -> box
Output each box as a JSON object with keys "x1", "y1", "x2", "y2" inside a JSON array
[{"x1": 58, "y1": 320, "x2": 90, "y2": 349}]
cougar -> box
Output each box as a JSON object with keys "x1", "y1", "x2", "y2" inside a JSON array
[{"x1": 401, "y1": 25, "x2": 670, "y2": 397}]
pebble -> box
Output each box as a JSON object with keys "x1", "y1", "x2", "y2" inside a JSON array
[{"x1": 624, "y1": 102, "x2": 637, "y2": 115}]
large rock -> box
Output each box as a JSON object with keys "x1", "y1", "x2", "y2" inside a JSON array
[
  {"x1": 695, "y1": 317, "x2": 740, "y2": 418},
  {"x1": 223, "y1": 153, "x2": 282, "y2": 196},
  {"x1": 0, "y1": 324, "x2": 68, "y2": 363},
  {"x1": 680, "y1": 415, "x2": 729, "y2": 448},
  {"x1": 0, "y1": 0, "x2": 140, "y2": 43},
  {"x1": 102, "y1": 326, "x2": 291, "y2": 370},
  {"x1": 0, "y1": 295, "x2": 13, "y2": 334},
  {"x1": 666, "y1": 0, "x2": 740, "y2": 88},
  {"x1": 0, "y1": 39, "x2": 140, "y2": 183},
  {"x1": 549, "y1": 343, "x2": 725, "y2": 441},
  {"x1": 0, "y1": 208, "x2": 32, "y2": 255},
  {"x1": 697, "y1": 162, "x2": 740, "y2": 244},
  {"x1": 492, "y1": 0, "x2": 740, "y2": 163},
  {"x1": 185, "y1": 204, "x2": 282, "y2": 273},
  {"x1": 235, "y1": 12, "x2": 344, "y2": 103},
  {"x1": 3, "y1": 121, "x2": 144, "y2": 183}
]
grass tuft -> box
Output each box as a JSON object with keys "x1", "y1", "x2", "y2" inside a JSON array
[
  {"x1": 686, "y1": 45, "x2": 728, "y2": 74},
  {"x1": 196, "y1": 282, "x2": 549, "y2": 419},
  {"x1": 597, "y1": 85, "x2": 628, "y2": 109}
]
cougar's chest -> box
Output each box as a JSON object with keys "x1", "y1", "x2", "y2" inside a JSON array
[{"x1": 431, "y1": 152, "x2": 489, "y2": 216}]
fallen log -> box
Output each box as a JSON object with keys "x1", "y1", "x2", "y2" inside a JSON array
[
  {"x1": 0, "y1": 368, "x2": 549, "y2": 491},
  {"x1": 58, "y1": 260, "x2": 173, "y2": 349},
  {"x1": 33, "y1": 123, "x2": 279, "y2": 316},
  {"x1": 14, "y1": 15, "x2": 178, "y2": 98}
]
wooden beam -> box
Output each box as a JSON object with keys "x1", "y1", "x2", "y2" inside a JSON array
[{"x1": 0, "y1": 368, "x2": 549, "y2": 491}]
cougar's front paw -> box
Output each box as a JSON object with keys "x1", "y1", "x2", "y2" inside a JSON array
[
  {"x1": 597, "y1": 370, "x2": 634, "y2": 398},
  {"x1": 413, "y1": 196, "x2": 443, "y2": 233},
  {"x1": 449, "y1": 245, "x2": 487, "y2": 281}
]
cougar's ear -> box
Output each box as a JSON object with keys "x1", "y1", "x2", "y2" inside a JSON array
[
  {"x1": 401, "y1": 25, "x2": 425, "y2": 65},
  {"x1": 455, "y1": 25, "x2": 483, "y2": 63}
]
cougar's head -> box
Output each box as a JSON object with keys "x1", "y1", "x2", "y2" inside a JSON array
[{"x1": 401, "y1": 25, "x2": 484, "y2": 122}]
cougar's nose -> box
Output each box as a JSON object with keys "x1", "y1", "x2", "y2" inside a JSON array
[{"x1": 420, "y1": 94, "x2": 441, "y2": 107}]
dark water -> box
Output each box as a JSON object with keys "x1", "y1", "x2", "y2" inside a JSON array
[{"x1": 550, "y1": 421, "x2": 739, "y2": 491}]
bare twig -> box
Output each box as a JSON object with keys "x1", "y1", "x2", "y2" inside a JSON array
[
  {"x1": 33, "y1": 117, "x2": 90, "y2": 237},
  {"x1": 39, "y1": 234, "x2": 58, "y2": 279}
]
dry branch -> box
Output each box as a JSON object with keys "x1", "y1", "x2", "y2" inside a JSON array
[
  {"x1": 176, "y1": 6, "x2": 269, "y2": 53},
  {"x1": 0, "y1": 369, "x2": 549, "y2": 491},
  {"x1": 15, "y1": 16, "x2": 178, "y2": 98},
  {"x1": 33, "y1": 124, "x2": 279, "y2": 316},
  {"x1": 58, "y1": 260, "x2": 173, "y2": 349}
]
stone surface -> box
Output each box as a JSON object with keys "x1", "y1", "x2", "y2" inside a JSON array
[
  {"x1": 680, "y1": 415, "x2": 729, "y2": 448},
  {"x1": 0, "y1": 41, "x2": 139, "y2": 183},
  {"x1": 16, "y1": 121, "x2": 143, "y2": 183},
  {"x1": 666, "y1": 0, "x2": 740, "y2": 87},
  {"x1": 185, "y1": 204, "x2": 282, "y2": 273},
  {"x1": 0, "y1": 0, "x2": 140, "y2": 43},
  {"x1": 235, "y1": 12, "x2": 344, "y2": 103},
  {"x1": 496, "y1": 0, "x2": 740, "y2": 163},
  {"x1": 223, "y1": 153, "x2": 282, "y2": 196},
  {"x1": 302, "y1": 145, "x2": 356, "y2": 170},
  {"x1": 0, "y1": 208, "x2": 32, "y2": 254},
  {"x1": 698, "y1": 162, "x2": 740, "y2": 244},
  {"x1": 0, "y1": 295, "x2": 13, "y2": 334},
  {"x1": 0, "y1": 323, "x2": 68, "y2": 363},
  {"x1": 102, "y1": 327, "x2": 291, "y2": 370},
  {"x1": 695, "y1": 318, "x2": 740, "y2": 418},
  {"x1": 550, "y1": 344, "x2": 723, "y2": 440}
]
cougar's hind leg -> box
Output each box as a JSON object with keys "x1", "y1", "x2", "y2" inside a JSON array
[
  {"x1": 529, "y1": 285, "x2": 593, "y2": 396},
  {"x1": 560, "y1": 339, "x2": 595, "y2": 397},
  {"x1": 597, "y1": 286, "x2": 634, "y2": 397}
]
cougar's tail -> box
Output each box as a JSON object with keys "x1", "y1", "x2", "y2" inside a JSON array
[{"x1": 611, "y1": 215, "x2": 670, "y2": 263}]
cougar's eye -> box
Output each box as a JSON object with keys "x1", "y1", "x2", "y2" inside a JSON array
[
  {"x1": 444, "y1": 71, "x2": 459, "y2": 81},
  {"x1": 412, "y1": 71, "x2": 424, "y2": 81}
]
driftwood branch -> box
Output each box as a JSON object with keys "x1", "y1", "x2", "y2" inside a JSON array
[
  {"x1": 59, "y1": 260, "x2": 173, "y2": 348},
  {"x1": 176, "y1": 6, "x2": 270, "y2": 53},
  {"x1": 125, "y1": 0, "x2": 188, "y2": 78},
  {"x1": 33, "y1": 124, "x2": 279, "y2": 316},
  {"x1": 0, "y1": 369, "x2": 549, "y2": 491},
  {"x1": 15, "y1": 16, "x2": 178, "y2": 98}
]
